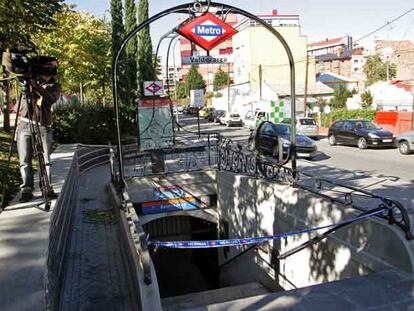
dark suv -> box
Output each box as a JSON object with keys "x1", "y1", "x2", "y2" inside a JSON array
[{"x1": 328, "y1": 120, "x2": 395, "y2": 149}]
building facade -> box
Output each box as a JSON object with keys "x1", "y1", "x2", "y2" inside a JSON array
[
  {"x1": 375, "y1": 40, "x2": 414, "y2": 82},
  {"x1": 308, "y1": 36, "x2": 367, "y2": 91},
  {"x1": 231, "y1": 11, "x2": 329, "y2": 102},
  {"x1": 160, "y1": 65, "x2": 182, "y2": 95}
]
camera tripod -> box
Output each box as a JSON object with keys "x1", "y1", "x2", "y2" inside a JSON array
[{"x1": 0, "y1": 78, "x2": 54, "y2": 212}]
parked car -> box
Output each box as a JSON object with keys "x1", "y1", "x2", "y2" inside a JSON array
[
  {"x1": 177, "y1": 105, "x2": 184, "y2": 113},
  {"x1": 282, "y1": 117, "x2": 319, "y2": 139},
  {"x1": 328, "y1": 119, "x2": 395, "y2": 149},
  {"x1": 183, "y1": 106, "x2": 199, "y2": 115},
  {"x1": 199, "y1": 107, "x2": 214, "y2": 118},
  {"x1": 206, "y1": 108, "x2": 217, "y2": 122},
  {"x1": 396, "y1": 130, "x2": 414, "y2": 155},
  {"x1": 212, "y1": 110, "x2": 226, "y2": 123},
  {"x1": 223, "y1": 113, "x2": 243, "y2": 127},
  {"x1": 248, "y1": 122, "x2": 317, "y2": 160}
]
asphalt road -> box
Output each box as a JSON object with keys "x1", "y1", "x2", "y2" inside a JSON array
[{"x1": 178, "y1": 114, "x2": 414, "y2": 208}]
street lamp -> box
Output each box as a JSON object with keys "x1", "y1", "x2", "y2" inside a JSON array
[{"x1": 382, "y1": 47, "x2": 393, "y2": 82}]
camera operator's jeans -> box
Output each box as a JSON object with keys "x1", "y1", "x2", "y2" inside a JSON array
[{"x1": 17, "y1": 120, "x2": 53, "y2": 191}]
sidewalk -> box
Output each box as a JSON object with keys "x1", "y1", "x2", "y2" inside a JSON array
[{"x1": 0, "y1": 144, "x2": 77, "y2": 311}]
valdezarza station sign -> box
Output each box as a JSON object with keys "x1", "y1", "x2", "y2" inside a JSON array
[
  {"x1": 182, "y1": 55, "x2": 229, "y2": 65},
  {"x1": 178, "y1": 12, "x2": 238, "y2": 51}
]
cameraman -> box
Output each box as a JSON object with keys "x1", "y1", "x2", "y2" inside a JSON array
[{"x1": 17, "y1": 58, "x2": 60, "y2": 202}]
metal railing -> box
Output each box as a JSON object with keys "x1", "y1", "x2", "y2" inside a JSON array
[{"x1": 120, "y1": 133, "x2": 220, "y2": 179}]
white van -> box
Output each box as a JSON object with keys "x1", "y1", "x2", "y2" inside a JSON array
[{"x1": 243, "y1": 110, "x2": 267, "y2": 130}]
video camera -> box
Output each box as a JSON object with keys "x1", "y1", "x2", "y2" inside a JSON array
[{"x1": 8, "y1": 48, "x2": 58, "y2": 78}]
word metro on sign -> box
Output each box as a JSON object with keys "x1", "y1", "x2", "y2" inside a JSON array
[{"x1": 195, "y1": 24, "x2": 224, "y2": 36}]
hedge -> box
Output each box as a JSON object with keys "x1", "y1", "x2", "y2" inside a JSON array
[
  {"x1": 53, "y1": 104, "x2": 136, "y2": 145},
  {"x1": 321, "y1": 109, "x2": 376, "y2": 128}
]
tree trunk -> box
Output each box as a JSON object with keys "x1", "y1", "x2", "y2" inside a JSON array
[
  {"x1": 1, "y1": 65, "x2": 11, "y2": 132},
  {"x1": 80, "y1": 82, "x2": 84, "y2": 105}
]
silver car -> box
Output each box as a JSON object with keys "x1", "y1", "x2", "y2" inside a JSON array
[
  {"x1": 396, "y1": 130, "x2": 414, "y2": 154},
  {"x1": 282, "y1": 117, "x2": 319, "y2": 139}
]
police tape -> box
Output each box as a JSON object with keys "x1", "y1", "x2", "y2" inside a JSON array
[{"x1": 148, "y1": 207, "x2": 386, "y2": 249}]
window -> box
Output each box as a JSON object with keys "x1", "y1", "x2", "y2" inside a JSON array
[
  {"x1": 344, "y1": 121, "x2": 353, "y2": 130},
  {"x1": 333, "y1": 121, "x2": 344, "y2": 129},
  {"x1": 261, "y1": 123, "x2": 276, "y2": 135},
  {"x1": 300, "y1": 118, "x2": 316, "y2": 125}
]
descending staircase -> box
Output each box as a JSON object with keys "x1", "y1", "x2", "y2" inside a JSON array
[
  {"x1": 162, "y1": 282, "x2": 269, "y2": 310},
  {"x1": 161, "y1": 270, "x2": 414, "y2": 310}
]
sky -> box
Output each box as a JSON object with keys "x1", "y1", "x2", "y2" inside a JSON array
[{"x1": 67, "y1": 0, "x2": 414, "y2": 57}]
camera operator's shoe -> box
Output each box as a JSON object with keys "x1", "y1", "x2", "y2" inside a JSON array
[
  {"x1": 19, "y1": 188, "x2": 34, "y2": 202},
  {"x1": 46, "y1": 188, "x2": 58, "y2": 200}
]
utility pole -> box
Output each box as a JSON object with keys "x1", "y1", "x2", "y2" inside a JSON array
[
  {"x1": 303, "y1": 54, "x2": 309, "y2": 117},
  {"x1": 412, "y1": 89, "x2": 414, "y2": 130},
  {"x1": 227, "y1": 62, "x2": 230, "y2": 112},
  {"x1": 259, "y1": 64, "x2": 263, "y2": 100}
]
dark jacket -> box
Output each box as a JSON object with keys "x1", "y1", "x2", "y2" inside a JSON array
[{"x1": 20, "y1": 78, "x2": 61, "y2": 126}]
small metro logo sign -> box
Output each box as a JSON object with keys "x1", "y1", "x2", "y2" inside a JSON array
[{"x1": 178, "y1": 12, "x2": 237, "y2": 51}]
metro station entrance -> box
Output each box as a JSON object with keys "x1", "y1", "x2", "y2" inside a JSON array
[{"x1": 144, "y1": 216, "x2": 219, "y2": 298}]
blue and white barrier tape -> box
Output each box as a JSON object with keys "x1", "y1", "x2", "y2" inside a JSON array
[{"x1": 148, "y1": 207, "x2": 386, "y2": 249}]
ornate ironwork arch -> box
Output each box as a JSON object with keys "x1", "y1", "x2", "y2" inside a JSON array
[{"x1": 112, "y1": 1, "x2": 297, "y2": 186}]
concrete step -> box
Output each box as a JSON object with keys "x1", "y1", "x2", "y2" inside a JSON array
[
  {"x1": 162, "y1": 282, "x2": 269, "y2": 310},
  {"x1": 186, "y1": 270, "x2": 414, "y2": 310}
]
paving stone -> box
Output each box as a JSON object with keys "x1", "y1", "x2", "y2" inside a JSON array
[
  {"x1": 60, "y1": 165, "x2": 133, "y2": 310},
  {"x1": 345, "y1": 286, "x2": 408, "y2": 309}
]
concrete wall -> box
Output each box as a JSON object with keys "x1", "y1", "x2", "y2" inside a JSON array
[{"x1": 217, "y1": 171, "x2": 414, "y2": 290}]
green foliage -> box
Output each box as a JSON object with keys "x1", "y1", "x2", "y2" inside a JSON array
[
  {"x1": 53, "y1": 104, "x2": 136, "y2": 145},
  {"x1": 363, "y1": 54, "x2": 397, "y2": 86},
  {"x1": 330, "y1": 85, "x2": 353, "y2": 109},
  {"x1": 321, "y1": 109, "x2": 376, "y2": 127},
  {"x1": 111, "y1": 0, "x2": 133, "y2": 119},
  {"x1": 187, "y1": 65, "x2": 205, "y2": 91},
  {"x1": 175, "y1": 81, "x2": 188, "y2": 99},
  {"x1": 137, "y1": 0, "x2": 156, "y2": 98},
  {"x1": 0, "y1": 130, "x2": 20, "y2": 206},
  {"x1": 361, "y1": 90, "x2": 373, "y2": 109},
  {"x1": 124, "y1": 0, "x2": 138, "y2": 103},
  {"x1": 35, "y1": 5, "x2": 112, "y2": 102},
  {"x1": 0, "y1": 0, "x2": 62, "y2": 51},
  {"x1": 213, "y1": 68, "x2": 229, "y2": 91}
]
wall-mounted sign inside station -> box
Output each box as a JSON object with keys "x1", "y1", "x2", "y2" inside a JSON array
[
  {"x1": 178, "y1": 12, "x2": 237, "y2": 51},
  {"x1": 182, "y1": 55, "x2": 229, "y2": 65},
  {"x1": 144, "y1": 81, "x2": 164, "y2": 97}
]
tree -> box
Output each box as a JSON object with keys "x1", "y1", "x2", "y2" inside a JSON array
[
  {"x1": 361, "y1": 90, "x2": 373, "y2": 109},
  {"x1": 0, "y1": 0, "x2": 62, "y2": 131},
  {"x1": 175, "y1": 81, "x2": 188, "y2": 99},
  {"x1": 213, "y1": 67, "x2": 229, "y2": 91},
  {"x1": 330, "y1": 85, "x2": 352, "y2": 109},
  {"x1": 136, "y1": 0, "x2": 155, "y2": 98},
  {"x1": 0, "y1": 0, "x2": 62, "y2": 52},
  {"x1": 187, "y1": 65, "x2": 205, "y2": 91},
  {"x1": 363, "y1": 54, "x2": 397, "y2": 86},
  {"x1": 111, "y1": 0, "x2": 131, "y2": 118},
  {"x1": 124, "y1": 0, "x2": 137, "y2": 103},
  {"x1": 35, "y1": 5, "x2": 112, "y2": 103}
]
